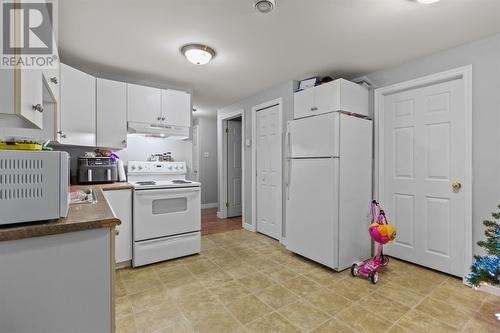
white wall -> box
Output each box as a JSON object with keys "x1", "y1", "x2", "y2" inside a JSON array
[
  {"x1": 194, "y1": 116, "x2": 218, "y2": 205},
  {"x1": 362, "y1": 33, "x2": 500, "y2": 255},
  {"x1": 217, "y1": 80, "x2": 297, "y2": 234}
]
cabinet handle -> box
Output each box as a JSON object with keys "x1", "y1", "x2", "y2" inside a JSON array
[
  {"x1": 32, "y1": 104, "x2": 44, "y2": 113},
  {"x1": 157, "y1": 116, "x2": 161, "y2": 121},
  {"x1": 57, "y1": 131, "x2": 67, "y2": 139},
  {"x1": 50, "y1": 77, "x2": 58, "y2": 84},
  {"x1": 310, "y1": 106, "x2": 318, "y2": 111},
  {"x1": 161, "y1": 117, "x2": 165, "y2": 121},
  {"x1": 122, "y1": 139, "x2": 127, "y2": 145},
  {"x1": 115, "y1": 229, "x2": 120, "y2": 236}
]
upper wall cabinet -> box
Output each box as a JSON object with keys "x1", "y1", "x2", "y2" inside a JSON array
[
  {"x1": 294, "y1": 79, "x2": 369, "y2": 119},
  {"x1": 127, "y1": 84, "x2": 162, "y2": 124},
  {"x1": 60, "y1": 63, "x2": 96, "y2": 146},
  {"x1": 97, "y1": 79, "x2": 128, "y2": 149},
  {"x1": 0, "y1": 68, "x2": 44, "y2": 129},
  {"x1": 127, "y1": 84, "x2": 191, "y2": 128},
  {"x1": 161, "y1": 89, "x2": 191, "y2": 127}
]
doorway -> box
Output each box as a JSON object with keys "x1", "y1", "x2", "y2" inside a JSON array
[
  {"x1": 375, "y1": 66, "x2": 472, "y2": 277},
  {"x1": 226, "y1": 117, "x2": 243, "y2": 217},
  {"x1": 252, "y1": 99, "x2": 283, "y2": 241}
]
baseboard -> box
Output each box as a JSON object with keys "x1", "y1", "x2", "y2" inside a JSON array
[
  {"x1": 243, "y1": 222, "x2": 254, "y2": 232},
  {"x1": 463, "y1": 278, "x2": 500, "y2": 296},
  {"x1": 201, "y1": 202, "x2": 218, "y2": 209}
]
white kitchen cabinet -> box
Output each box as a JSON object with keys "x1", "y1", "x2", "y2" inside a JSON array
[
  {"x1": 161, "y1": 89, "x2": 191, "y2": 127},
  {"x1": 60, "y1": 63, "x2": 96, "y2": 146},
  {"x1": 293, "y1": 79, "x2": 369, "y2": 119},
  {"x1": 97, "y1": 79, "x2": 128, "y2": 149},
  {"x1": 103, "y1": 189, "x2": 132, "y2": 264},
  {"x1": 127, "y1": 83, "x2": 162, "y2": 124},
  {"x1": 0, "y1": 77, "x2": 59, "y2": 142},
  {"x1": 0, "y1": 68, "x2": 44, "y2": 129}
]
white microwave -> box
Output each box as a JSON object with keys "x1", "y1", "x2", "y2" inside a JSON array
[{"x1": 0, "y1": 150, "x2": 70, "y2": 225}]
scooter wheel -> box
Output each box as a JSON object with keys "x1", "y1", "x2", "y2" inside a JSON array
[
  {"x1": 351, "y1": 264, "x2": 359, "y2": 277},
  {"x1": 370, "y1": 272, "x2": 379, "y2": 284},
  {"x1": 381, "y1": 255, "x2": 389, "y2": 267}
]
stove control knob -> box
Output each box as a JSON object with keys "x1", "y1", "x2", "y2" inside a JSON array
[
  {"x1": 168, "y1": 165, "x2": 173, "y2": 170},
  {"x1": 131, "y1": 165, "x2": 136, "y2": 170},
  {"x1": 175, "y1": 166, "x2": 179, "y2": 170},
  {"x1": 138, "y1": 165, "x2": 143, "y2": 170}
]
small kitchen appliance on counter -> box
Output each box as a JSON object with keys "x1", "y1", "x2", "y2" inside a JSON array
[
  {"x1": 128, "y1": 161, "x2": 201, "y2": 267},
  {"x1": 0, "y1": 150, "x2": 70, "y2": 224},
  {"x1": 77, "y1": 157, "x2": 118, "y2": 184}
]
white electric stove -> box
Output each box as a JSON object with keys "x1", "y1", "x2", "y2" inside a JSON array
[{"x1": 128, "y1": 161, "x2": 201, "y2": 267}]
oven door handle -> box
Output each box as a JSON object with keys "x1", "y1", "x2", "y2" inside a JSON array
[{"x1": 134, "y1": 187, "x2": 200, "y2": 196}]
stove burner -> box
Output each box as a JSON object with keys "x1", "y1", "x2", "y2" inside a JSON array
[
  {"x1": 172, "y1": 180, "x2": 191, "y2": 184},
  {"x1": 135, "y1": 181, "x2": 156, "y2": 186}
]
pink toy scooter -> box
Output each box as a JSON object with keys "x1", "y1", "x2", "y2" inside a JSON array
[{"x1": 351, "y1": 200, "x2": 396, "y2": 284}]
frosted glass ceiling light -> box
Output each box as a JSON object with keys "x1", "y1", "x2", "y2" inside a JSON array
[{"x1": 181, "y1": 44, "x2": 216, "y2": 65}]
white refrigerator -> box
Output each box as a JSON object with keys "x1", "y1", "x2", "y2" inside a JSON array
[{"x1": 285, "y1": 112, "x2": 372, "y2": 271}]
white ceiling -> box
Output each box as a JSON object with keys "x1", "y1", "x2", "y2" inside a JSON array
[{"x1": 58, "y1": 0, "x2": 500, "y2": 116}]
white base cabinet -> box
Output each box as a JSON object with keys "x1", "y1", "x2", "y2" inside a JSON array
[
  {"x1": 294, "y1": 79, "x2": 369, "y2": 119},
  {"x1": 103, "y1": 189, "x2": 132, "y2": 263},
  {"x1": 0, "y1": 229, "x2": 113, "y2": 333}
]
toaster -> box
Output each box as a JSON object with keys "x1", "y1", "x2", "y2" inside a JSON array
[{"x1": 77, "y1": 157, "x2": 118, "y2": 184}]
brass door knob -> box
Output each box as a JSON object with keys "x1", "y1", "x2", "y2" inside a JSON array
[{"x1": 452, "y1": 181, "x2": 462, "y2": 192}]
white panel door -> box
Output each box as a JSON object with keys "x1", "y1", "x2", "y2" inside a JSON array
[
  {"x1": 382, "y1": 78, "x2": 466, "y2": 276},
  {"x1": 161, "y1": 89, "x2": 191, "y2": 127},
  {"x1": 60, "y1": 63, "x2": 96, "y2": 146},
  {"x1": 96, "y1": 78, "x2": 127, "y2": 149},
  {"x1": 127, "y1": 84, "x2": 161, "y2": 124},
  {"x1": 227, "y1": 119, "x2": 242, "y2": 217},
  {"x1": 256, "y1": 105, "x2": 282, "y2": 239}
]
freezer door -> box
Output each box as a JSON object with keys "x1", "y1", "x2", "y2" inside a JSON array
[
  {"x1": 285, "y1": 158, "x2": 339, "y2": 269},
  {"x1": 288, "y1": 112, "x2": 339, "y2": 158}
]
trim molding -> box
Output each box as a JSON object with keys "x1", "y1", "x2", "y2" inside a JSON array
[
  {"x1": 201, "y1": 202, "x2": 218, "y2": 209},
  {"x1": 374, "y1": 65, "x2": 473, "y2": 281}
]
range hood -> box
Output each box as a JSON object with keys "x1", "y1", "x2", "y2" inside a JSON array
[{"x1": 127, "y1": 122, "x2": 190, "y2": 140}]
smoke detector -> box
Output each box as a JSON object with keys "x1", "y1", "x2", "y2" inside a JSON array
[{"x1": 254, "y1": 0, "x2": 276, "y2": 13}]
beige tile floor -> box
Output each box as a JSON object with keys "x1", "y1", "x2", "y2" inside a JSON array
[{"x1": 115, "y1": 229, "x2": 500, "y2": 333}]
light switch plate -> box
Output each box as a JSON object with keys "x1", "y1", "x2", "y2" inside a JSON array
[
  {"x1": 245, "y1": 139, "x2": 251, "y2": 147},
  {"x1": 203, "y1": 152, "x2": 210, "y2": 158}
]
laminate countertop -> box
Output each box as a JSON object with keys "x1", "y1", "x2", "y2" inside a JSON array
[{"x1": 0, "y1": 182, "x2": 133, "y2": 242}]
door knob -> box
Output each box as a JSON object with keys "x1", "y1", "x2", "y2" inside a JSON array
[{"x1": 452, "y1": 181, "x2": 462, "y2": 192}]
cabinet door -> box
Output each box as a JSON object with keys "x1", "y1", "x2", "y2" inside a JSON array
[
  {"x1": 60, "y1": 63, "x2": 96, "y2": 146},
  {"x1": 19, "y1": 69, "x2": 44, "y2": 128},
  {"x1": 127, "y1": 84, "x2": 161, "y2": 124},
  {"x1": 313, "y1": 80, "x2": 341, "y2": 116},
  {"x1": 293, "y1": 88, "x2": 314, "y2": 119},
  {"x1": 97, "y1": 79, "x2": 127, "y2": 149},
  {"x1": 103, "y1": 189, "x2": 132, "y2": 264},
  {"x1": 161, "y1": 89, "x2": 191, "y2": 127}
]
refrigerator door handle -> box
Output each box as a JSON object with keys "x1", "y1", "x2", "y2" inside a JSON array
[{"x1": 285, "y1": 123, "x2": 292, "y2": 200}]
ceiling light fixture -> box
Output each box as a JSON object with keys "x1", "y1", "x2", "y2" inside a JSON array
[
  {"x1": 254, "y1": 0, "x2": 276, "y2": 13},
  {"x1": 181, "y1": 44, "x2": 216, "y2": 65},
  {"x1": 416, "y1": 0, "x2": 441, "y2": 4}
]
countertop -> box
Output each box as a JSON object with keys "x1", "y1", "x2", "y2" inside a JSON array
[{"x1": 0, "y1": 182, "x2": 133, "y2": 242}]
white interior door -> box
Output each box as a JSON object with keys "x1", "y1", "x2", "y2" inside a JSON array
[
  {"x1": 256, "y1": 105, "x2": 282, "y2": 239},
  {"x1": 381, "y1": 78, "x2": 467, "y2": 276},
  {"x1": 192, "y1": 125, "x2": 200, "y2": 182},
  {"x1": 227, "y1": 119, "x2": 242, "y2": 217}
]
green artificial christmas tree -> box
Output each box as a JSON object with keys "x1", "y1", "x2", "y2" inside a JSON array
[{"x1": 467, "y1": 205, "x2": 500, "y2": 287}]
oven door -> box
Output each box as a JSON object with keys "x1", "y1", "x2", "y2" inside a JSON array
[{"x1": 133, "y1": 187, "x2": 201, "y2": 241}]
